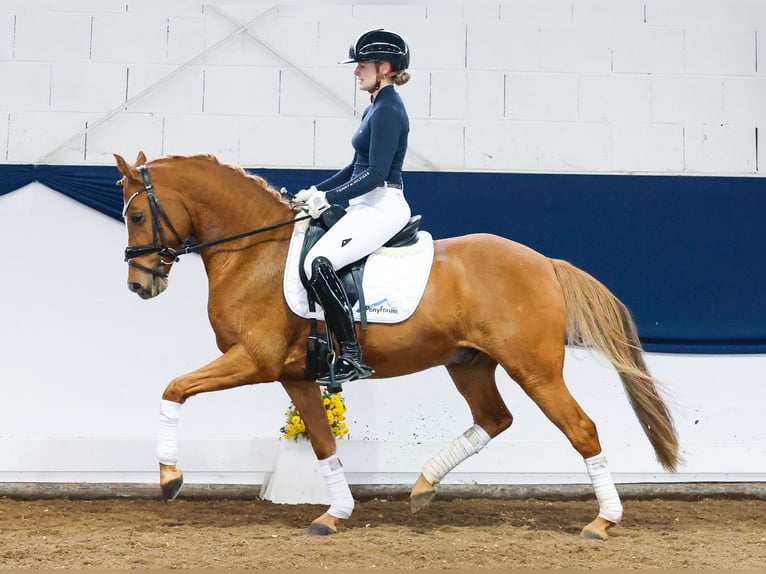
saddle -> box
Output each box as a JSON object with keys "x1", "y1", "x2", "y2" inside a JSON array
[
  {"x1": 297, "y1": 205, "x2": 422, "y2": 319},
  {"x1": 297, "y1": 205, "x2": 422, "y2": 381}
]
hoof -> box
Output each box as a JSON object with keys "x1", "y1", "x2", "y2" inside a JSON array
[
  {"x1": 305, "y1": 522, "x2": 335, "y2": 536},
  {"x1": 409, "y1": 473, "x2": 436, "y2": 514},
  {"x1": 161, "y1": 477, "x2": 184, "y2": 502},
  {"x1": 580, "y1": 517, "x2": 615, "y2": 541},
  {"x1": 410, "y1": 490, "x2": 436, "y2": 514},
  {"x1": 159, "y1": 464, "x2": 184, "y2": 502}
]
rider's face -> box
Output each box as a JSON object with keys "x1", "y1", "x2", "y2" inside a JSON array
[{"x1": 355, "y1": 62, "x2": 378, "y2": 92}]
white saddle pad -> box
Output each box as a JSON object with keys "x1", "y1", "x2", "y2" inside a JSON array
[{"x1": 283, "y1": 218, "x2": 434, "y2": 324}]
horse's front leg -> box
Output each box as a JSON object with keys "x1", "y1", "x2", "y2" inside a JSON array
[
  {"x1": 157, "y1": 344, "x2": 263, "y2": 501},
  {"x1": 281, "y1": 381, "x2": 354, "y2": 536}
]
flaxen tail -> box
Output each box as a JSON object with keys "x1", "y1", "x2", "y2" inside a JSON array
[{"x1": 551, "y1": 259, "x2": 680, "y2": 471}]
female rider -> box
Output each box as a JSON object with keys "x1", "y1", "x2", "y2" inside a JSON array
[{"x1": 294, "y1": 29, "x2": 413, "y2": 385}]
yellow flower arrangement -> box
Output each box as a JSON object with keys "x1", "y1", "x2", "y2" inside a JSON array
[{"x1": 280, "y1": 390, "x2": 349, "y2": 442}]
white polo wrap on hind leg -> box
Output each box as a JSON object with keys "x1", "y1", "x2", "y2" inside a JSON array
[
  {"x1": 318, "y1": 454, "x2": 354, "y2": 519},
  {"x1": 584, "y1": 452, "x2": 623, "y2": 523},
  {"x1": 422, "y1": 424, "x2": 491, "y2": 485},
  {"x1": 156, "y1": 399, "x2": 181, "y2": 466}
]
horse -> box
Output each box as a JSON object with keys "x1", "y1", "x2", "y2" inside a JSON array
[{"x1": 115, "y1": 151, "x2": 679, "y2": 540}]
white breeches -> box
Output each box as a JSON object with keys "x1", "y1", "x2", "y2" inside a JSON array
[{"x1": 303, "y1": 186, "x2": 411, "y2": 278}]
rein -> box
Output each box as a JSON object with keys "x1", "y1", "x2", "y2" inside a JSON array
[{"x1": 123, "y1": 165, "x2": 309, "y2": 277}]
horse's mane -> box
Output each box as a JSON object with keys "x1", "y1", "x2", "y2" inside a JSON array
[{"x1": 159, "y1": 153, "x2": 287, "y2": 205}]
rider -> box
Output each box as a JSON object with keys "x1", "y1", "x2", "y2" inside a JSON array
[{"x1": 294, "y1": 29, "x2": 413, "y2": 385}]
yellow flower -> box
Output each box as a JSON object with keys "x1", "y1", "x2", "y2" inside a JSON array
[{"x1": 281, "y1": 390, "x2": 349, "y2": 441}]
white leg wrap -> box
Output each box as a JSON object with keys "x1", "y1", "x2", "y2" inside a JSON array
[
  {"x1": 422, "y1": 424, "x2": 491, "y2": 485},
  {"x1": 318, "y1": 454, "x2": 354, "y2": 519},
  {"x1": 584, "y1": 452, "x2": 623, "y2": 523},
  {"x1": 156, "y1": 400, "x2": 181, "y2": 466}
]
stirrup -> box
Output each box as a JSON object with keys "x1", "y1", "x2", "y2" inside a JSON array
[{"x1": 317, "y1": 356, "x2": 373, "y2": 386}]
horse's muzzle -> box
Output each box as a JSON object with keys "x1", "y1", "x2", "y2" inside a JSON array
[{"x1": 127, "y1": 275, "x2": 168, "y2": 299}]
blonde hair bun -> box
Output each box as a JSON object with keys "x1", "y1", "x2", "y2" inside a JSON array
[{"x1": 393, "y1": 71, "x2": 411, "y2": 86}]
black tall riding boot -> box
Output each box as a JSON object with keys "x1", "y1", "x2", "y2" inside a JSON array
[{"x1": 309, "y1": 257, "x2": 373, "y2": 385}]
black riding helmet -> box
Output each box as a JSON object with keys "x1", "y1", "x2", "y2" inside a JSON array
[{"x1": 341, "y1": 29, "x2": 410, "y2": 71}]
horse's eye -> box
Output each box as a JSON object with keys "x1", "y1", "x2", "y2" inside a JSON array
[{"x1": 130, "y1": 212, "x2": 144, "y2": 224}]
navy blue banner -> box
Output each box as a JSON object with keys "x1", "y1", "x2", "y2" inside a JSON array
[
  {"x1": 1, "y1": 164, "x2": 125, "y2": 219},
  {"x1": 2, "y1": 164, "x2": 764, "y2": 354}
]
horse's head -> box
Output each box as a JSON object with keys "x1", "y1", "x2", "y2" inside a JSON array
[{"x1": 115, "y1": 151, "x2": 191, "y2": 299}]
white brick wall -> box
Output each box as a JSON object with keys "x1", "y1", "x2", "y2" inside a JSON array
[
  {"x1": 315, "y1": 117, "x2": 360, "y2": 168},
  {"x1": 651, "y1": 77, "x2": 723, "y2": 124},
  {"x1": 1, "y1": 1, "x2": 764, "y2": 175},
  {"x1": 506, "y1": 73, "x2": 579, "y2": 121},
  {"x1": 0, "y1": 113, "x2": 7, "y2": 160},
  {"x1": 409, "y1": 119, "x2": 465, "y2": 170},
  {"x1": 684, "y1": 125, "x2": 757, "y2": 172},
  {"x1": 571, "y1": 0, "x2": 646, "y2": 25},
  {"x1": 0, "y1": 13, "x2": 14, "y2": 60},
  {"x1": 759, "y1": 30, "x2": 766, "y2": 77},
  {"x1": 85, "y1": 113, "x2": 164, "y2": 164},
  {"x1": 167, "y1": 15, "x2": 207, "y2": 65},
  {"x1": 578, "y1": 75, "x2": 652, "y2": 123},
  {"x1": 723, "y1": 77, "x2": 766, "y2": 124},
  {"x1": 8, "y1": 111, "x2": 87, "y2": 162},
  {"x1": 126, "y1": 64, "x2": 204, "y2": 113},
  {"x1": 684, "y1": 28, "x2": 756, "y2": 76},
  {"x1": 202, "y1": 66, "x2": 280, "y2": 116},
  {"x1": 163, "y1": 114, "x2": 241, "y2": 161},
  {"x1": 611, "y1": 26, "x2": 684, "y2": 74},
  {"x1": 539, "y1": 26, "x2": 613, "y2": 73},
  {"x1": 431, "y1": 71, "x2": 505, "y2": 120},
  {"x1": 13, "y1": 11, "x2": 92, "y2": 62},
  {"x1": 466, "y1": 23, "x2": 540, "y2": 71},
  {"x1": 0, "y1": 62, "x2": 50, "y2": 110},
  {"x1": 239, "y1": 116, "x2": 315, "y2": 167},
  {"x1": 612, "y1": 124, "x2": 684, "y2": 173},
  {"x1": 645, "y1": 0, "x2": 766, "y2": 28},
  {"x1": 50, "y1": 63, "x2": 127, "y2": 112},
  {"x1": 465, "y1": 121, "x2": 537, "y2": 171},
  {"x1": 91, "y1": 13, "x2": 169, "y2": 64}
]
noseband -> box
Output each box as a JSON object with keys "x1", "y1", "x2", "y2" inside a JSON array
[
  {"x1": 123, "y1": 165, "x2": 187, "y2": 278},
  {"x1": 123, "y1": 165, "x2": 309, "y2": 278}
]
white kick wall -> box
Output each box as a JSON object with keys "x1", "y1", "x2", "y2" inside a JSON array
[{"x1": 0, "y1": 1, "x2": 764, "y2": 488}]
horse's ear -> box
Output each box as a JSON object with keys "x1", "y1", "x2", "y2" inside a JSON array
[
  {"x1": 134, "y1": 151, "x2": 147, "y2": 166},
  {"x1": 114, "y1": 153, "x2": 141, "y2": 183}
]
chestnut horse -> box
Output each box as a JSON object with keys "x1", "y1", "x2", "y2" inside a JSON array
[{"x1": 115, "y1": 152, "x2": 679, "y2": 540}]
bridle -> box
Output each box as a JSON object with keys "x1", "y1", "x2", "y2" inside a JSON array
[
  {"x1": 123, "y1": 165, "x2": 309, "y2": 278},
  {"x1": 122, "y1": 165, "x2": 186, "y2": 278}
]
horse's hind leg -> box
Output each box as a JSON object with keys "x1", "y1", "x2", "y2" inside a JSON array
[
  {"x1": 511, "y1": 362, "x2": 622, "y2": 540},
  {"x1": 411, "y1": 353, "x2": 513, "y2": 513}
]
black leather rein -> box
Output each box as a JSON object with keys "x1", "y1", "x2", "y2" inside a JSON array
[{"x1": 123, "y1": 165, "x2": 309, "y2": 278}]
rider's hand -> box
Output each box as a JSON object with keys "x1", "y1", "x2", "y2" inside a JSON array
[
  {"x1": 293, "y1": 186, "x2": 317, "y2": 204},
  {"x1": 305, "y1": 189, "x2": 330, "y2": 219}
]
